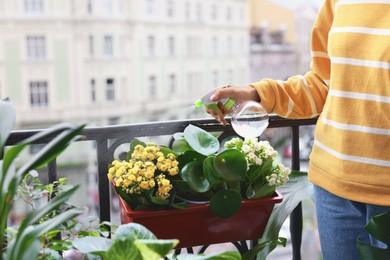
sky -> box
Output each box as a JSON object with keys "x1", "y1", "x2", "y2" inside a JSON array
[{"x1": 270, "y1": 0, "x2": 323, "y2": 9}]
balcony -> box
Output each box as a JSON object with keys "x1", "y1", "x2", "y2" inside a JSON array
[{"x1": 6, "y1": 115, "x2": 318, "y2": 259}]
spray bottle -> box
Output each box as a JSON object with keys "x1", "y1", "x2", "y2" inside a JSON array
[
  {"x1": 194, "y1": 87, "x2": 269, "y2": 139},
  {"x1": 194, "y1": 88, "x2": 237, "y2": 113}
]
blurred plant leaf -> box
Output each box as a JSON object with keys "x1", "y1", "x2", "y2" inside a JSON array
[
  {"x1": 357, "y1": 211, "x2": 390, "y2": 260},
  {"x1": 255, "y1": 171, "x2": 313, "y2": 259}
]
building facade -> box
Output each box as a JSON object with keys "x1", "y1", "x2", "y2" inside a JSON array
[
  {"x1": 249, "y1": 0, "x2": 317, "y2": 82},
  {"x1": 0, "y1": 0, "x2": 251, "y2": 129}
]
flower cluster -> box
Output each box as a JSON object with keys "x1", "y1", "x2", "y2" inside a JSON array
[
  {"x1": 225, "y1": 137, "x2": 290, "y2": 187},
  {"x1": 107, "y1": 143, "x2": 179, "y2": 201}
]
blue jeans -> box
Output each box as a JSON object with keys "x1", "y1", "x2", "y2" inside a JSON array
[{"x1": 314, "y1": 185, "x2": 390, "y2": 260}]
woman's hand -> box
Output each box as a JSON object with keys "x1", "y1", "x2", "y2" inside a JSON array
[{"x1": 206, "y1": 85, "x2": 261, "y2": 125}]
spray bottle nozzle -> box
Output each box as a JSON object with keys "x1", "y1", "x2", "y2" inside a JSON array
[{"x1": 194, "y1": 99, "x2": 203, "y2": 108}]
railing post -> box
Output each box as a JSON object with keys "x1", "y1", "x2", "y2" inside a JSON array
[
  {"x1": 290, "y1": 125, "x2": 303, "y2": 260},
  {"x1": 96, "y1": 139, "x2": 111, "y2": 223}
]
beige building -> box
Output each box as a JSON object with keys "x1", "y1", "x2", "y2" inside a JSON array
[
  {"x1": 0, "y1": 0, "x2": 251, "y2": 129},
  {"x1": 249, "y1": 0, "x2": 317, "y2": 81}
]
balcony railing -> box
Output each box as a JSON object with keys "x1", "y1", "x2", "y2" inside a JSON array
[{"x1": 6, "y1": 115, "x2": 317, "y2": 259}]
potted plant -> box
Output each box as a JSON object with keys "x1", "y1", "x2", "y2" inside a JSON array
[{"x1": 108, "y1": 124, "x2": 291, "y2": 248}]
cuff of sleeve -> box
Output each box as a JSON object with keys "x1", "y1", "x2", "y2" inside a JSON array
[{"x1": 249, "y1": 80, "x2": 276, "y2": 113}]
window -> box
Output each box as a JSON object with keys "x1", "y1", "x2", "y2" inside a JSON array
[
  {"x1": 147, "y1": 35, "x2": 155, "y2": 57},
  {"x1": 226, "y1": 6, "x2": 232, "y2": 21},
  {"x1": 26, "y1": 36, "x2": 46, "y2": 60},
  {"x1": 168, "y1": 36, "x2": 175, "y2": 56},
  {"x1": 24, "y1": 0, "x2": 43, "y2": 13},
  {"x1": 239, "y1": 7, "x2": 244, "y2": 22},
  {"x1": 29, "y1": 81, "x2": 48, "y2": 107},
  {"x1": 169, "y1": 74, "x2": 176, "y2": 94},
  {"x1": 146, "y1": 0, "x2": 154, "y2": 15},
  {"x1": 227, "y1": 36, "x2": 232, "y2": 54},
  {"x1": 185, "y1": 1, "x2": 190, "y2": 21},
  {"x1": 195, "y1": 2, "x2": 202, "y2": 21},
  {"x1": 166, "y1": 0, "x2": 174, "y2": 17},
  {"x1": 91, "y1": 79, "x2": 96, "y2": 103},
  {"x1": 89, "y1": 35, "x2": 94, "y2": 57},
  {"x1": 211, "y1": 4, "x2": 217, "y2": 21},
  {"x1": 106, "y1": 78, "x2": 115, "y2": 102},
  {"x1": 101, "y1": 0, "x2": 112, "y2": 14},
  {"x1": 149, "y1": 76, "x2": 157, "y2": 98},
  {"x1": 211, "y1": 36, "x2": 218, "y2": 55},
  {"x1": 103, "y1": 35, "x2": 113, "y2": 57},
  {"x1": 87, "y1": 0, "x2": 93, "y2": 14}
]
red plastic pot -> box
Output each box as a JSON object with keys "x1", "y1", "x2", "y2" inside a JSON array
[{"x1": 117, "y1": 191, "x2": 283, "y2": 248}]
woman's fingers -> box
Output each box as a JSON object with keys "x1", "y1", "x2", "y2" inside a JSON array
[{"x1": 205, "y1": 102, "x2": 228, "y2": 126}]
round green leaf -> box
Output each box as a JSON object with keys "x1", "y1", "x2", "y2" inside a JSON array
[
  {"x1": 210, "y1": 189, "x2": 242, "y2": 219},
  {"x1": 115, "y1": 223, "x2": 157, "y2": 242},
  {"x1": 177, "y1": 150, "x2": 206, "y2": 169},
  {"x1": 213, "y1": 149, "x2": 247, "y2": 182},
  {"x1": 181, "y1": 161, "x2": 211, "y2": 193},
  {"x1": 183, "y1": 124, "x2": 219, "y2": 156},
  {"x1": 171, "y1": 138, "x2": 191, "y2": 153},
  {"x1": 203, "y1": 156, "x2": 224, "y2": 186}
]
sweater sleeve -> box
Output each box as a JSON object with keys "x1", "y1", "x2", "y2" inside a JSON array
[{"x1": 250, "y1": 0, "x2": 336, "y2": 119}]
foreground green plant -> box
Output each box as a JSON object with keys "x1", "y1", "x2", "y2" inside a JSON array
[
  {"x1": 73, "y1": 222, "x2": 241, "y2": 260},
  {"x1": 245, "y1": 171, "x2": 313, "y2": 259},
  {"x1": 0, "y1": 99, "x2": 85, "y2": 259},
  {"x1": 357, "y1": 211, "x2": 390, "y2": 260}
]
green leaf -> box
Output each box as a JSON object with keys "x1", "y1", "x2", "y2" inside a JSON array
[
  {"x1": 107, "y1": 239, "x2": 141, "y2": 260},
  {"x1": 8, "y1": 207, "x2": 83, "y2": 260},
  {"x1": 210, "y1": 189, "x2": 242, "y2": 219},
  {"x1": 18, "y1": 186, "x2": 80, "y2": 232},
  {"x1": 176, "y1": 249, "x2": 242, "y2": 259},
  {"x1": 255, "y1": 171, "x2": 313, "y2": 259},
  {"x1": 160, "y1": 146, "x2": 178, "y2": 158},
  {"x1": 177, "y1": 150, "x2": 206, "y2": 169},
  {"x1": 149, "y1": 195, "x2": 170, "y2": 205},
  {"x1": 183, "y1": 124, "x2": 219, "y2": 156},
  {"x1": 203, "y1": 156, "x2": 224, "y2": 186},
  {"x1": 250, "y1": 184, "x2": 276, "y2": 199},
  {"x1": 134, "y1": 239, "x2": 179, "y2": 260},
  {"x1": 242, "y1": 237, "x2": 287, "y2": 260},
  {"x1": 172, "y1": 138, "x2": 191, "y2": 154},
  {"x1": 213, "y1": 149, "x2": 247, "y2": 182},
  {"x1": 357, "y1": 211, "x2": 390, "y2": 260},
  {"x1": 72, "y1": 236, "x2": 113, "y2": 254},
  {"x1": 257, "y1": 159, "x2": 273, "y2": 179},
  {"x1": 114, "y1": 223, "x2": 157, "y2": 242},
  {"x1": 181, "y1": 161, "x2": 211, "y2": 193}
]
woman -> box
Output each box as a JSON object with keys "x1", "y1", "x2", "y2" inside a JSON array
[{"x1": 207, "y1": 0, "x2": 390, "y2": 259}]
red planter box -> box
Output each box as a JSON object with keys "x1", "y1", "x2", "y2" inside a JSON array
[{"x1": 117, "y1": 191, "x2": 283, "y2": 248}]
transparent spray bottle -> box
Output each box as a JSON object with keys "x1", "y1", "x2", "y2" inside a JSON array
[{"x1": 195, "y1": 88, "x2": 269, "y2": 139}]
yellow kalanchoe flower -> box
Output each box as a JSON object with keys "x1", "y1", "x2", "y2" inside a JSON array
[{"x1": 108, "y1": 141, "x2": 179, "y2": 206}]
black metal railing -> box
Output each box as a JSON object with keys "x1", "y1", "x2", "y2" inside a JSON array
[{"x1": 6, "y1": 116, "x2": 317, "y2": 259}]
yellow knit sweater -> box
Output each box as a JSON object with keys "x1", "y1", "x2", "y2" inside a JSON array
[{"x1": 250, "y1": 0, "x2": 390, "y2": 205}]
